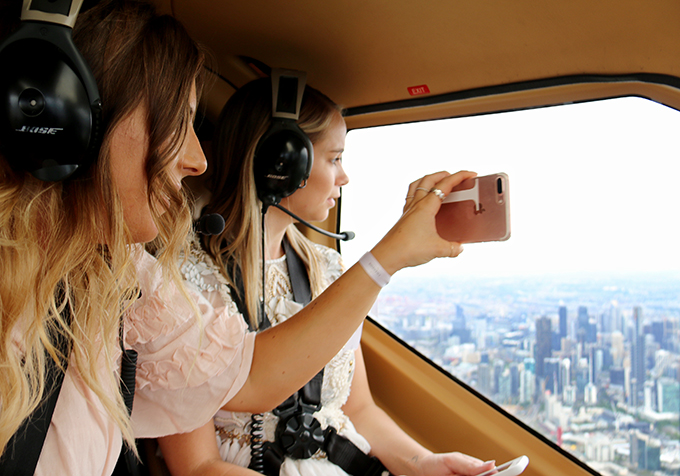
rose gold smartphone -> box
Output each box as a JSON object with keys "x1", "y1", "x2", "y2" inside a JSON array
[{"x1": 435, "y1": 172, "x2": 510, "y2": 243}]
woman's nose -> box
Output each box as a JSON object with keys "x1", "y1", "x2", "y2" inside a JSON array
[
  {"x1": 181, "y1": 128, "x2": 207, "y2": 177},
  {"x1": 337, "y1": 164, "x2": 349, "y2": 187}
]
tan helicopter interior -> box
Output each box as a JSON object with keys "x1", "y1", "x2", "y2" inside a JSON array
[{"x1": 148, "y1": 1, "x2": 680, "y2": 475}]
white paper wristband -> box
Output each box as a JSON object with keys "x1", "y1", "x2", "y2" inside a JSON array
[{"x1": 359, "y1": 252, "x2": 391, "y2": 288}]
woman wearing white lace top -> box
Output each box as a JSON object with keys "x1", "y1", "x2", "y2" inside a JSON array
[{"x1": 158, "y1": 78, "x2": 494, "y2": 476}]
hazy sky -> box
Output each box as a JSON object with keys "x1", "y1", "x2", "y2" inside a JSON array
[{"x1": 339, "y1": 97, "x2": 680, "y2": 279}]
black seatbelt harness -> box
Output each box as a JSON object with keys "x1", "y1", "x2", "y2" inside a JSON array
[
  {"x1": 115, "y1": 310, "x2": 141, "y2": 476},
  {"x1": 0, "y1": 300, "x2": 72, "y2": 476},
  {"x1": 230, "y1": 238, "x2": 391, "y2": 476},
  {"x1": 0, "y1": 291, "x2": 140, "y2": 476}
]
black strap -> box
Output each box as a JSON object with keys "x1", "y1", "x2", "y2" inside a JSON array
[
  {"x1": 117, "y1": 311, "x2": 141, "y2": 476},
  {"x1": 282, "y1": 237, "x2": 311, "y2": 306},
  {"x1": 228, "y1": 261, "x2": 271, "y2": 332},
  {"x1": 230, "y1": 236, "x2": 311, "y2": 330},
  {"x1": 259, "y1": 425, "x2": 391, "y2": 476},
  {"x1": 325, "y1": 427, "x2": 391, "y2": 476},
  {"x1": 0, "y1": 289, "x2": 143, "y2": 476},
  {"x1": 0, "y1": 301, "x2": 72, "y2": 476}
]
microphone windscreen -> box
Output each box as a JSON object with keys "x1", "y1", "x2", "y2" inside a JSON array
[
  {"x1": 342, "y1": 231, "x2": 355, "y2": 241},
  {"x1": 196, "y1": 214, "x2": 225, "y2": 235}
]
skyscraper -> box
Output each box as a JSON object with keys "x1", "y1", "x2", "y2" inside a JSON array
[
  {"x1": 577, "y1": 306, "x2": 589, "y2": 345},
  {"x1": 544, "y1": 357, "x2": 560, "y2": 396},
  {"x1": 535, "y1": 316, "x2": 552, "y2": 388},
  {"x1": 657, "y1": 378, "x2": 680, "y2": 413},
  {"x1": 632, "y1": 306, "x2": 646, "y2": 407},
  {"x1": 560, "y1": 358, "x2": 571, "y2": 394},
  {"x1": 559, "y1": 305, "x2": 567, "y2": 340}
]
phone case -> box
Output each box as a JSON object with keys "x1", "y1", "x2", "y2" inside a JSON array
[
  {"x1": 475, "y1": 455, "x2": 529, "y2": 476},
  {"x1": 435, "y1": 172, "x2": 510, "y2": 243}
]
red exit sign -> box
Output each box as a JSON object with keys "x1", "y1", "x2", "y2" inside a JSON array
[{"x1": 407, "y1": 84, "x2": 430, "y2": 96}]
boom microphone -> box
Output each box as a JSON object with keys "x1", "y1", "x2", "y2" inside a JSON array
[
  {"x1": 195, "y1": 213, "x2": 225, "y2": 235},
  {"x1": 273, "y1": 204, "x2": 355, "y2": 241}
]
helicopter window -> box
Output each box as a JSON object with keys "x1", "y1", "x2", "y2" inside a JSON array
[{"x1": 341, "y1": 96, "x2": 680, "y2": 476}]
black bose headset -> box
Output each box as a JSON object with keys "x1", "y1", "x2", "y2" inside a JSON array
[
  {"x1": 0, "y1": 0, "x2": 102, "y2": 181},
  {"x1": 253, "y1": 69, "x2": 313, "y2": 209}
]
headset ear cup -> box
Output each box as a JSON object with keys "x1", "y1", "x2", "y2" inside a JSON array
[
  {"x1": 0, "y1": 22, "x2": 102, "y2": 181},
  {"x1": 254, "y1": 119, "x2": 313, "y2": 207}
]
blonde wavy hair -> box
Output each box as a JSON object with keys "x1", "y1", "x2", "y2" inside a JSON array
[
  {"x1": 202, "y1": 78, "x2": 342, "y2": 330},
  {"x1": 0, "y1": 0, "x2": 205, "y2": 454}
]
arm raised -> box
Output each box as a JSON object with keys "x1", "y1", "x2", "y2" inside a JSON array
[{"x1": 225, "y1": 170, "x2": 477, "y2": 413}]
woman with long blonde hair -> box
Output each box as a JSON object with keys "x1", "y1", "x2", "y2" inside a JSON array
[
  {"x1": 0, "y1": 1, "x2": 218, "y2": 474},
  {"x1": 158, "y1": 78, "x2": 495, "y2": 476}
]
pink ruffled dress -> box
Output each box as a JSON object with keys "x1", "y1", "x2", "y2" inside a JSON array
[{"x1": 31, "y1": 247, "x2": 255, "y2": 475}]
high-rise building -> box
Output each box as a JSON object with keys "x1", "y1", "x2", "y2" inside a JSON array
[
  {"x1": 651, "y1": 320, "x2": 664, "y2": 348},
  {"x1": 493, "y1": 360, "x2": 504, "y2": 395},
  {"x1": 498, "y1": 368, "x2": 512, "y2": 403},
  {"x1": 563, "y1": 385, "x2": 576, "y2": 406},
  {"x1": 608, "y1": 300, "x2": 623, "y2": 334},
  {"x1": 451, "y1": 304, "x2": 471, "y2": 343},
  {"x1": 544, "y1": 358, "x2": 560, "y2": 396},
  {"x1": 644, "y1": 381, "x2": 655, "y2": 413},
  {"x1": 584, "y1": 382, "x2": 597, "y2": 405},
  {"x1": 611, "y1": 331, "x2": 625, "y2": 367},
  {"x1": 630, "y1": 431, "x2": 646, "y2": 470},
  {"x1": 594, "y1": 348, "x2": 603, "y2": 381},
  {"x1": 535, "y1": 316, "x2": 552, "y2": 382},
  {"x1": 657, "y1": 378, "x2": 680, "y2": 413},
  {"x1": 577, "y1": 306, "x2": 589, "y2": 345},
  {"x1": 559, "y1": 305, "x2": 567, "y2": 339},
  {"x1": 473, "y1": 318, "x2": 487, "y2": 350},
  {"x1": 559, "y1": 358, "x2": 571, "y2": 394},
  {"x1": 632, "y1": 306, "x2": 646, "y2": 407},
  {"x1": 477, "y1": 363, "x2": 492, "y2": 395},
  {"x1": 454, "y1": 304, "x2": 466, "y2": 330},
  {"x1": 610, "y1": 367, "x2": 625, "y2": 386},
  {"x1": 575, "y1": 358, "x2": 589, "y2": 400},
  {"x1": 510, "y1": 364, "x2": 520, "y2": 398},
  {"x1": 519, "y1": 366, "x2": 535, "y2": 404},
  {"x1": 630, "y1": 431, "x2": 661, "y2": 471},
  {"x1": 646, "y1": 441, "x2": 661, "y2": 471}
]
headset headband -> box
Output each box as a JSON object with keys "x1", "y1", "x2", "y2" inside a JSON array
[
  {"x1": 21, "y1": 0, "x2": 83, "y2": 28},
  {"x1": 270, "y1": 69, "x2": 307, "y2": 121}
]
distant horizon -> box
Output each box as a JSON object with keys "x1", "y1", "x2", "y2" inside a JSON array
[
  {"x1": 382, "y1": 267, "x2": 680, "y2": 281},
  {"x1": 373, "y1": 270, "x2": 680, "y2": 322}
]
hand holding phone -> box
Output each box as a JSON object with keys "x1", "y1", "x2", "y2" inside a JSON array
[
  {"x1": 475, "y1": 455, "x2": 529, "y2": 476},
  {"x1": 435, "y1": 172, "x2": 510, "y2": 243}
]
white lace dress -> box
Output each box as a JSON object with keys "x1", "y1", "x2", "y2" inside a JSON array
[{"x1": 181, "y1": 243, "x2": 367, "y2": 476}]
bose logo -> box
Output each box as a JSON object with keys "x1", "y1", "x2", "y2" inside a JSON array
[
  {"x1": 266, "y1": 174, "x2": 288, "y2": 181},
  {"x1": 15, "y1": 126, "x2": 64, "y2": 135}
]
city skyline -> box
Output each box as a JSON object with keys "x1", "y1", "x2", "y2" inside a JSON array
[{"x1": 371, "y1": 273, "x2": 680, "y2": 476}]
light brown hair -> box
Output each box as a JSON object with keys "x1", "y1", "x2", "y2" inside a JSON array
[
  {"x1": 0, "y1": 0, "x2": 204, "y2": 453},
  {"x1": 203, "y1": 78, "x2": 342, "y2": 329}
]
